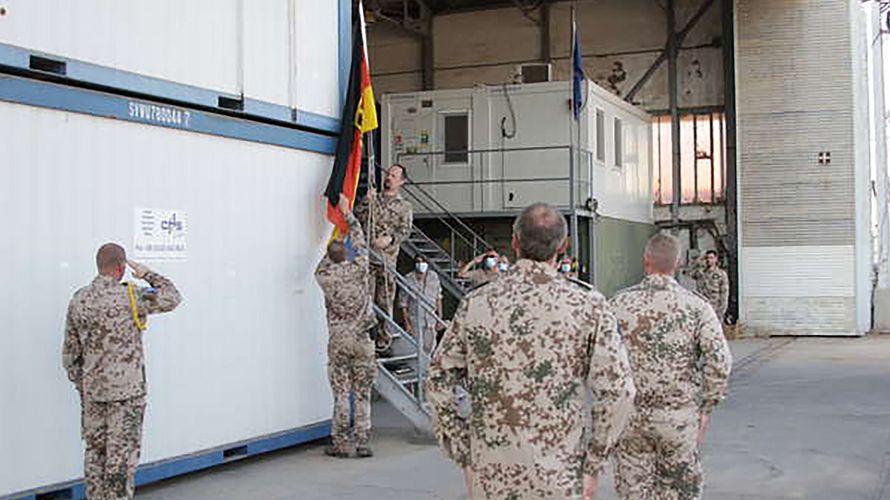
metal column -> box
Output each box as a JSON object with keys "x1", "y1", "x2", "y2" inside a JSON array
[
  {"x1": 668, "y1": 0, "x2": 681, "y2": 228},
  {"x1": 722, "y1": 0, "x2": 739, "y2": 322}
]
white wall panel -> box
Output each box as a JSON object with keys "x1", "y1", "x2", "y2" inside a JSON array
[
  {"x1": 741, "y1": 246, "x2": 855, "y2": 298},
  {"x1": 295, "y1": 0, "x2": 340, "y2": 118},
  {"x1": 243, "y1": 0, "x2": 292, "y2": 106},
  {"x1": 0, "y1": 102, "x2": 333, "y2": 496},
  {"x1": 744, "y1": 297, "x2": 857, "y2": 335},
  {"x1": 382, "y1": 81, "x2": 653, "y2": 223},
  {"x1": 0, "y1": 0, "x2": 241, "y2": 94},
  {"x1": 589, "y1": 85, "x2": 654, "y2": 224}
]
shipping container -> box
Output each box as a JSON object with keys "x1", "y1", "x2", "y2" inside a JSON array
[{"x1": 0, "y1": 0, "x2": 350, "y2": 496}]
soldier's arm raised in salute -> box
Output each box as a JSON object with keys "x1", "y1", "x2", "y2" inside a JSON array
[
  {"x1": 583, "y1": 304, "x2": 636, "y2": 497},
  {"x1": 697, "y1": 305, "x2": 732, "y2": 443},
  {"x1": 128, "y1": 260, "x2": 182, "y2": 315},
  {"x1": 425, "y1": 299, "x2": 471, "y2": 468}
]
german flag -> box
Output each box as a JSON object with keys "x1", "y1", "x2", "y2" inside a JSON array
[{"x1": 324, "y1": 17, "x2": 378, "y2": 236}]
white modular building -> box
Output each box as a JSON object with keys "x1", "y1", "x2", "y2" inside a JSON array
[
  {"x1": 380, "y1": 80, "x2": 655, "y2": 295},
  {"x1": 0, "y1": 1, "x2": 350, "y2": 498}
]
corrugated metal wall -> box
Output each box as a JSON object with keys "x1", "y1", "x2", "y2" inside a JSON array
[{"x1": 736, "y1": 0, "x2": 871, "y2": 334}]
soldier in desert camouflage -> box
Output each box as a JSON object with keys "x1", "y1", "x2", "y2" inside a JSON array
[
  {"x1": 609, "y1": 233, "x2": 732, "y2": 500},
  {"x1": 426, "y1": 202, "x2": 636, "y2": 500},
  {"x1": 63, "y1": 243, "x2": 181, "y2": 500},
  {"x1": 354, "y1": 164, "x2": 413, "y2": 354},
  {"x1": 691, "y1": 249, "x2": 729, "y2": 322},
  {"x1": 316, "y1": 194, "x2": 377, "y2": 458}
]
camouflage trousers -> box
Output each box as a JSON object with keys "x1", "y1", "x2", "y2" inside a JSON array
[
  {"x1": 612, "y1": 406, "x2": 703, "y2": 500},
  {"x1": 328, "y1": 333, "x2": 377, "y2": 453},
  {"x1": 369, "y1": 261, "x2": 397, "y2": 351},
  {"x1": 82, "y1": 395, "x2": 146, "y2": 500}
]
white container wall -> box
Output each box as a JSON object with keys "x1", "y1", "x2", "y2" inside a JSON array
[
  {"x1": 0, "y1": 101, "x2": 334, "y2": 496},
  {"x1": 0, "y1": 0, "x2": 341, "y2": 116},
  {"x1": 381, "y1": 80, "x2": 653, "y2": 224}
]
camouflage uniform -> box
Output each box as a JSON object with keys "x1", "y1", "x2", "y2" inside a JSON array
[
  {"x1": 63, "y1": 271, "x2": 181, "y2": 500},
  {"x1": 692, "y1": 265, "x2": 729, "y2": 321},
  {"x1": 400, "y1": 270, "x2": 442, "y2": 354},
  {"x1": 609, "y1": 274, "x2": 732, "y2": 500},
  {"x1": 426, "y1": 259, "x2": 636, "y2": 499},
  {"x1": 463, "y1": 269, "x2": 499, "y2": 289},
  {"x1": 315, "y1": 212, "x2": 377, "y2": 454},
  {"x1": 354, "y1": 191, "x2": 413, "y2": 351}
]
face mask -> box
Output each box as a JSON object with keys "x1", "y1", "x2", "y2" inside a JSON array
[
  {"x1": 560, "y1": 264, "x2": 572, "y2": 274},
  {"x1": 498, "y1": 263, "x2": 509, "y2": 272},
  {"x1": 416, "y1": 262, "x2": 428, "y2": 274},
  {"x1": 484, "y1": 257, "x2": 497, "y2": 269}
]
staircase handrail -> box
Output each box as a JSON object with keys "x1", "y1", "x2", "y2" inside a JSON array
[{"x1": 371, "y1": 162, "x2": 495, "y2": 257}]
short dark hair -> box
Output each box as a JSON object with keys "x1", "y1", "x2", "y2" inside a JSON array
[
  {"x1": 327, "y1": 240, "x2": 347, "y2": 263},
  {"x1": 512, "y1": 203, "x2": 567, "y2": 261},
  {"x1": 705, "y1": 249, "x2": 718, "y2": 258},
  {"x1": 414, "y1": 254, "x2": 427, "y2": 263},
  {"x1": 96, "y1": 243, "x2": 126, "y2": 271},
  {"x1": 389, "y1": 164, "x2": 408, "y2": 180}
]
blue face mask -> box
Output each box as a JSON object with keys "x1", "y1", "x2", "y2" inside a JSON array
[
  {"x1": 497, "y1": 263, "x2": 509, "y2": 272},
  {"x1": 484, "y1": 257, "x2": 497, "y2": 269},
  {"x1": 560, "y1": 263, "x2": 572, "y2": 274},
  {"x1": 416, "y1": 262, "x2": 429, "y2": 274}
]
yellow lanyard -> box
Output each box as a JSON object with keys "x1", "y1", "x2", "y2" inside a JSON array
[{"x1": 126, "y1": 282, "x2": 148, "y2": 331}]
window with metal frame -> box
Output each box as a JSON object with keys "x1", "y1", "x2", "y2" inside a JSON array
[
  {"x1": 613, "y1": 117, "x2": 623, "y2": 168},
  {"x1": 443, "y1": 113, "x2": 469, "y2": 164},
  {"x1": 596, "y1": 109, "x2": 605, "y2": 163},
  {"x1": 652, "y1": 112, "x2": 726, "y2": 205}
]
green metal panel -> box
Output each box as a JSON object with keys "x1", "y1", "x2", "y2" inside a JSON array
[{"x1": 594, "y1": 217, "x2": 657, "y2": 297}]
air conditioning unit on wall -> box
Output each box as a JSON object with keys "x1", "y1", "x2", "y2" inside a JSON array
[{"x1": 517, "y1": 63, "x2": 552, "y2": 84}]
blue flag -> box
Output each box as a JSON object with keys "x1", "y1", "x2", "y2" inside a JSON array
[{"x1": 572, "y1": 10, "x2": 585, "y2": 120}]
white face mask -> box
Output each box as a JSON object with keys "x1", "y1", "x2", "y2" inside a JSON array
[
  {"x1": 484, "y1": 257, "x2": 497, "y2": 269},
  {"x1": 416, "y1": 262, "x2": 429, "y2": 274},
  {"x1": 498, "y1": 263, "x2": 509, "y2": 272},
  {"x1": 560, "y1": 263, "x2": 572, "y2": 274}
]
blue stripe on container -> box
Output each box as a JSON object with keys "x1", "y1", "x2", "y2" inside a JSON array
[
  {"x1": 0, "y1": 75, "x2": 336, "y2": 155},
  {"x1": 2, "y1": 421, "x2": 331, "y2": 500}
]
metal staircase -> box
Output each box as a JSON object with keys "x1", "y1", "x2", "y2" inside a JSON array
[
  {"x1": 399, "y1": 179, "x2": 495, "y2": 300},
  {"x1": 365, "y1": 175, "x2": 496, "y2": 434}
]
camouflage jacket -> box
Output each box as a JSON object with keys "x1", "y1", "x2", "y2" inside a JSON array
[
  {"x1": 426, "y1": 259, "x2": 636, "y2": 499},
  {"x1": 610, "y1": 274, "x2": 732, "y2": 414},
  {"x1": 354, "y1": 191, "x2": 413, "y2": 263},
  {"x1": 463, "y1": 269, "x2": 499, "y2": 289},
  {"x1": 400, "y1": 270, "x2": 442, "y2": 332},
  {"x1": 693, "y1": 266, "x2": 729, "y2": 318},
  {"x1": 315, "y1": 212, "x2": 374, "y2": 335},
  {"x1": 63, "y1": 271, "x2": 181, "y2": 402}
]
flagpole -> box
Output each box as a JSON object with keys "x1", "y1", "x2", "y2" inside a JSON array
[
  {"x1": 569, "y1": 4, "x2": 580, "y2": 266},
  {"x1": 357, "y1": 0, "x2": 375, "y2": 243}
]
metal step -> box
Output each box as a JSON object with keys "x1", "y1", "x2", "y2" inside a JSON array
[{"x1": 379, "y1": 353, "x2": 419, "y2": 364}]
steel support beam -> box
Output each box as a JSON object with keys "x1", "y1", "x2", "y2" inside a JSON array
[
  {"x1": 721, "y1": 0, "x2": 738, "y2": 322},
  {"x1": 625, "y1": 0, "x2": 717, "y2": 103},
  {"x1": 668, "y1": 0, "x2": 681, "y2": 228},
  {"x1": 541, "y1": 0, "x2": 552, "y2": 63}
]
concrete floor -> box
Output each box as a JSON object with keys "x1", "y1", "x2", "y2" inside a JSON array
[{"x1": 137, "y1": 336, "x2": 890, "y2": 499}]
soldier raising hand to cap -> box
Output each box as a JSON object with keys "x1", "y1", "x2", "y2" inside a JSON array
[{"x1": 63, "y1": 243, "x2": 181, "y2": 500}]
